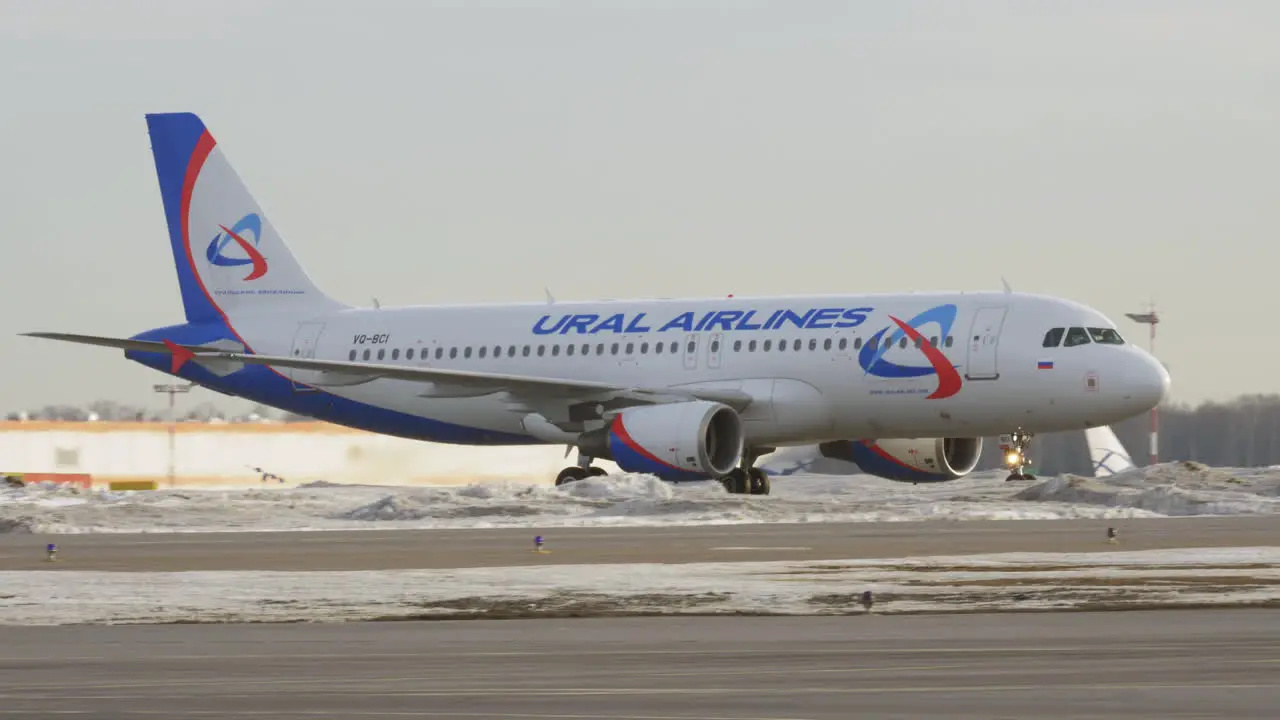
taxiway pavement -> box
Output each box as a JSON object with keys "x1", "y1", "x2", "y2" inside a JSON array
[
  {"x1": 0, "y1": 609, "x2": 1276, "y2": 718},
  {"x1": 3, "y1": 516, "x2": 1279, "y2": 571}
]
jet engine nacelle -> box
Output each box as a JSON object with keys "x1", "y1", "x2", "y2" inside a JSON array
[
  {"x1": 578, "y1": 400, "x2": 744, "y2": 480},
  {"x1": 818, "y1": 437, "x2": 983, "y2": 483}
]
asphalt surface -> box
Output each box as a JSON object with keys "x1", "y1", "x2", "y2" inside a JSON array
[
  {"x1": 0, "y1": 609, "x2": 1276, "y2": 718},
  {"x1": 3, "y1": 516, "x2": 1278, "y2": 571}
]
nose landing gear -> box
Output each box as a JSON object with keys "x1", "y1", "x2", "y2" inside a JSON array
[{"x1": 1000, "y1": 430, "x2": 1036, "y2": 482}]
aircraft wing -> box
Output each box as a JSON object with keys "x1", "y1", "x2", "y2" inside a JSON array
[{"x1": 21, "y1": 332, "x2": 755, "y2": 411}]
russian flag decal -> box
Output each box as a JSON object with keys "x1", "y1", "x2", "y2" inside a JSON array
[{"x1": 1037, "y1": 359, "x2": 1054, "y2": 370}]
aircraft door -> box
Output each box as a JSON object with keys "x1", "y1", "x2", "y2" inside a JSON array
[
  {"x1": 706, "y1": 332, "x2": 724, "y2": 369},
  {"x1": 965, "y1": 306, "x2": 1007, "y2": 381},
  {"x1": 683, "y1": 333, "x2": 699, "y2": 370},
  {"x1": 289, "y1": 321, "x2": 327, "y2": 391}
]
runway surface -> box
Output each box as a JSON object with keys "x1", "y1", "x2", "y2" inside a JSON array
[
  {"x1": 0, "y1": 609, "x2": 1276, "y2": 718},
  {"x1": 3, "y1": 515, "x2": 1279, "y2": 571}
]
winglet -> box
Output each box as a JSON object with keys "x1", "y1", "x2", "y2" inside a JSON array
[{"x1": 163, "y1": 339, "x2": 195, "y2": 373}]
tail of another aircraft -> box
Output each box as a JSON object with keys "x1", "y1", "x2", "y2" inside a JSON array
[
  {"x1": 1085, "y1": 426, "x2": 1137, "y2": 477},
  {"x1": 146, "y1": 112, "x2": 347, "y2": 325}
]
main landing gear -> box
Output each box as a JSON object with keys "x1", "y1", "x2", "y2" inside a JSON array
[
  {"x1": 555, "y1": 453, "x2": 608, "y2": 486},
  {"x1": 1001, "y1": 429, "x2": 1036, "y2": 482},
  {"x1": 552, "y1": 450, "x2": 772, "y2": 496},
  {"x1": 721, "y1": 449, "x2": 771, "y2": 496}
]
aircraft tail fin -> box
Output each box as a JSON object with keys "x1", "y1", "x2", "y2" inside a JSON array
[
  {"x1": 1085, "y1": 426, "x2": 1137, "y2": 477},
  {"x1": 145, "y1": 112, "x2": 347, "y2": 325}
]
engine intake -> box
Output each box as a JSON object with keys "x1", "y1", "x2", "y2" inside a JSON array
[{"x1": 579, "y1": 401, "x2": 744, "y2": 480}]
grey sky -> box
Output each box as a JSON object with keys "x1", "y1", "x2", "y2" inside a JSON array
[{"x1": 2, "y1": 0, "x2": 1275, "y2": 414}]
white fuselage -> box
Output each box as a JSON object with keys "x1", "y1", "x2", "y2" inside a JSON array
[{"x1": 227, "y1": 290, "x2": 1168, "y2": 447}]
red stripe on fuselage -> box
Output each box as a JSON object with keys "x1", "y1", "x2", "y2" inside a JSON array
[{"x1": 887, "y1": 315, "x2": 963, "y2": 399}]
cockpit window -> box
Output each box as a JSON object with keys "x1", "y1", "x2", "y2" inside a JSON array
[
  {"x1": 1063, "y1": 326, "x2": 1091, "y2": 347},
  {"x1": 1042, "y1": 328, "x2": 1064, "y2": 347},
  {"x1": 1088, "y1": 327, "x2": 1125, "y2": 345}
]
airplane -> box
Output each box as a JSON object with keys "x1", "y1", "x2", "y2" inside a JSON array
[
  {"x1": 1085, "y1": 425, "x2": 1138, "y2": 477},
  {"x1": 21, "y1": 112, "x2": 1171, "y2": 495}
]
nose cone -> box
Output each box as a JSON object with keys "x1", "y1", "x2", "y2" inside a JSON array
[{"x1": 1126, "y1": 350, "x2": 1170, "y2": 410}]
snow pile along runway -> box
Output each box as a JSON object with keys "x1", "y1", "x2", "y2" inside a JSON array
[
  {"x1": 2, "y1": 462, "x2": 1279, "y2": 534},
  {"x1": 3, "y1": 547, "x2": 1277, "y2": 625}
]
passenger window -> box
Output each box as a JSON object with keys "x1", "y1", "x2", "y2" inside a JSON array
[
  {"x1": 478, "y1": 347, "x2": 486, "y2": 359},
  {"x1": 597, "y1": 343, "x2": 605, "y2": 355},
  {"x1": 1042, "y1": 328, "x2": 1065, "y2": 347},
  {"x1": 1088, "y1": 327, "x2": 1125, "y2": 345},
  {"x1": 809, "y1": 339, "x2": 817, "y2": 351},
  {"x1": 669, "y1": 341, "x2": 678, "y2": 354},
  {"x1": 930, "y1": 336, "x2": 938, "y2": 347},
  {"x1": 841, "y1": 338, "x2": 849, "y2": 350},
  {"x1": 734, "y1": 340, "x2": 742, "y2": 352},
  {"x1": 944, "y1": 336, "x2": 954, "y2": 348},
  {"x1": 449, "y1": 347, "x2": 457, "y2": 359},
  {"x1": 509, "y1": 345, "x2": 517, "y2": 357},
  {"x1": 537, "y1": 345, "x2": 546, "y2": 356},
  {"x1": 626, "y1": 342, "x2": 634, "y2": 354},
  {"x1": 581, "y1": 344, "x2": 589, "y2": 355},
  {"x1": 641, "y1": 342, "x2": 649, "y2": 354},
  {"x1": 710, "y1": 340, "x2": 720, "y2": 352},
  {"x1": 436, "y1": 347, "x2": 444, "y2": 359},
  {"x1": 406, "y1": 348, "x2": 415, "y2": 360},
  {"x1": 611, "y1": 343, "x2": 619, "y2": 355},
  {"x1": 686, "y1": 341, "x2": 695, "y2": 353},
  {"x1": 823, "y1": 338, "x2": 832, "y2": 351},
  {"x1": 763, "y1": 340, "x2": 772, "y2": 351},
  {"x1": 377, "y1": 349, "x2": 386, "y2": 360},
  {"x1": 899, "y1": 337, "x2": 907, "y2": 349},
  {"x1": 552, "y1": 345, "x2": 560, "y2": 356},
  {"x1": 566, "y1": 344, "x2": 574, "y2": 356},
  {"x1": 1063, "y1": 327, "x2": 1091, "y2": 347},
  {"x1": 464, "y1": 347, "x2": 472, "y2": 358},
  {"x1": 392, "y1": 348, "x2": 400, "y2": 360},
  {"x1": 779, "y1": 339, "x2": 786, "y2": 352},
  {"x1": 749, "y1": 340, "x2": 757, "y2": 351},
  {"x1": 363, "y1": 349, "x2": 371, "y2": 360},
  {"x1": 348, "y1": 349, "x2": 356, "y2": 361},
  {"x1": 793, "y1": 339, "x2": 801, "y2": 351},
  {"x1": 522, "y1": 345, "x2": 530, "y2": 357}
]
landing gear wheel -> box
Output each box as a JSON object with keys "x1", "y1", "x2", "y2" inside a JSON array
[
  {"x1": 587, "y1": 466, "x2": 608, "y2": 478},
  {"x1": 721, "y1": 468, "x2": 750, "y2": 495},
  {"x1": 748, "y1": 468, "x2": 771, "y2": 495},
  {"x1": 555, "y1": 467, "x2": 588, "y2": 486}
]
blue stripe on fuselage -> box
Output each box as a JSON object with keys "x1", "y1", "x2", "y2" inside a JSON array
[{"x1": 126, "y1": 323, "x2": 537, "y2": 446}]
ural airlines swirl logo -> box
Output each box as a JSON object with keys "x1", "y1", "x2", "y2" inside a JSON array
[
  {"x1": 205, "y1": 213, "x2": 268, "y2": 281},
  {"x1": 857, "y1": 304, "x2": 963, "y2": 399}
]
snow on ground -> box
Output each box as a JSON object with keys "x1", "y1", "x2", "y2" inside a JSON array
[
  {"x1": 2, "y1": 461, "x2": 1280, "y2": 534},
  {"x1": 3, "y1": 547, "x2": 1277, "y2": 625}
]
